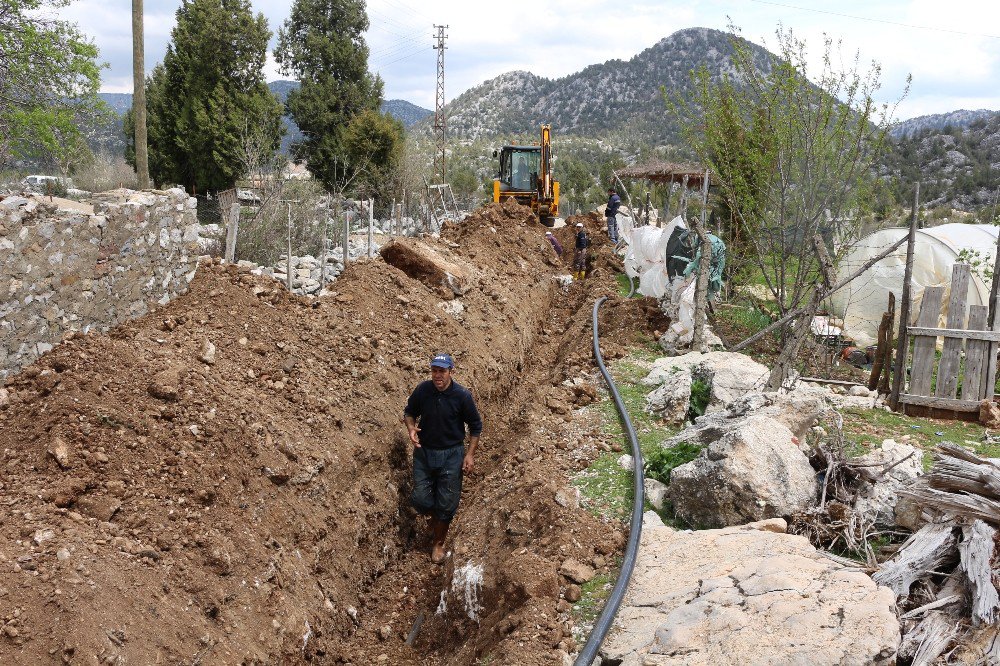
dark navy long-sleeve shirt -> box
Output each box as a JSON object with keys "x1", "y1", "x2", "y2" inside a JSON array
[
  {"x1": 606, "y1": 193, "x2": 621, "y2": 217},
  {"x1": 404, "y1": 380, "x2": 483, "y2": 449}
]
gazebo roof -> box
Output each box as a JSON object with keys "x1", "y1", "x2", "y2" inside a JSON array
[{"x1": 617, "y1": 162, "x2": 717, "y2": 187}]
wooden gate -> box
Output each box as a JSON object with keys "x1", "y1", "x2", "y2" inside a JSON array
[{"x1": 899, "y1": 263, "x2": 1000, "y2": 412}]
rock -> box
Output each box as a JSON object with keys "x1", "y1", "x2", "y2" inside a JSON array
[
  {"x1": 668, "y1": 412, "x2": 818, "y2": 528},
  {"x1": 644, "y1": 477, "x2": 669, "y2": 511},
  {"x1": 644, "y1": 369, "x2": 692, "y2": 424},
  {"x1": 48, "y1": 436, "x2": 71, "y2": 469},
  {"x1": 147, "y1": 368, "x2": 181, "y2": 401},
  {"x1": 56, "y1": 548, "x2": 71, "y2": 561},
  {"x1": 849, "y1": 384, "x2": 872, "y2": 397},
  {"x1": 75, "y1": 494, "x2": 122, "y2": 522},
  {"x1": 377, "y1": 625, "x2": 392, "y2": 641},
  {"x1": 554, "y1": 486, "x2": 580, "y2": 509},
  {"x1": 602, "y1": 522, "x2": 900, "y2": 665},
  {"x1": 980, "y1": 399, "x2": 1000, "y2": 429},
  {"x1": 744, "y1": 517, "x2": 788, "y2": 533},
  {"x1": 853, "y1": 439, "x2": 924, "y2": 527},
  {"x1": 559, "y1": 558, "x2": 595, "y2": 584},
  {"x1": 0, "y1": 387, "x2": 9, "y2": 408},
  {"x1": 617, "y1": 454, "x2": 635, "y2": 471},
  {"x1": 564, "y1": 584, "x2": 582, "y2": 602},
  {"x1": 198, "y1": 338, "x2": 216, "y2": 365},
  {"x1": 644, "y1": 351, "x2": 768, "y2": 413},
  {"x1": 32, "y1": 528, "x2": 55, "y2": 546}
]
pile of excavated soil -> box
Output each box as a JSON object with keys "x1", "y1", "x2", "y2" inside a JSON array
[{"x1": 0, "y1": 200, "x2": 667, "y2": 665}]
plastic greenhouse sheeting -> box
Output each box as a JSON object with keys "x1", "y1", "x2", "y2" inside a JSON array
[
  {"x1": 829, "y1": 223, "x2": 998, "y2": 347},
  {"x1": 622, "y1": 216, "x2": 686, "y2": 297}
]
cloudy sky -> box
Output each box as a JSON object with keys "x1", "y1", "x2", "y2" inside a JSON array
[{"x1": 64, "y1": 0, "x2": 1000, "y2": 120}]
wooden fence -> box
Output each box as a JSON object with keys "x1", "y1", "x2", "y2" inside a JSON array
[{"x1": 898, "y1": 263, "x2": 1000, "y2": 412}]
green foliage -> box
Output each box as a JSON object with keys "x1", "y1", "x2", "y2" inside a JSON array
[
  {"x1": 138, "y1": 0, "x2": 283, "y2": 192},
  {"x1": 644, "y1": 441, "x2": 703, "y2": 485},
  {"x1": 677, "y1": 26, "x2": 907, "y2": 319},
  {"x1": 687, "y1": 380, "x2": 711, "y2": 420},
  {"x1": 274, "y1": 0, "x2": 385, "y2": 191},
  {"x1": 0, "y1": 0, "x2": 106, "y2": 169},
  {"x1": 341, "y1": 108, "x2": 404, "y2": 203}
]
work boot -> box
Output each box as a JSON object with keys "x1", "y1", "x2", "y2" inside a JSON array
[{"x1": 430, "y1": 517, "x2": 449, "y2": 564}]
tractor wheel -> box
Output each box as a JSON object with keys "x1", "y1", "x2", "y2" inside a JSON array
[{"x1": 540, "y1": 216, "x2": 556, "y2": 228}]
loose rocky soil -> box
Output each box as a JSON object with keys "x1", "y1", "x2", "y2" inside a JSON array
[{"x1": 0, "y1": 201, "x2": 664, "y2": 664}]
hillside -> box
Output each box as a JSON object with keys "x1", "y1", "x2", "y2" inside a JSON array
[
  {"x1": 886, "y1": 111, "x2": 1000, "y2": 211},
  {"x1": 93, "y1": 85, "x2": 432, "y2": 156},
  {"x1": 890, "y1": 109, "x2": 996, "y2": 139},
  {"x1": 425, "y1": 27, "x2": 772, "y2": 143}
]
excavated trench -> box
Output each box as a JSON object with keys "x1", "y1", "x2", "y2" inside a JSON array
[{"x1": 0, "y1": 202, "x2": 658, "y2": 665}]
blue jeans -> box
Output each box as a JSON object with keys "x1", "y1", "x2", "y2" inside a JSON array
[
  {"x1": 606, "y1": 214, "x2": 618, "y2": 243},
  {"x1": 411, "y1": 445, "x2": 464, "y2": 522}
]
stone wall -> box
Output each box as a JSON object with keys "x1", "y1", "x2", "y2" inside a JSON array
[{"x1": 0, "y1": 189, "x2": 201, "y2": 382}]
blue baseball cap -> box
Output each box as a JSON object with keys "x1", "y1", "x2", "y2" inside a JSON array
[{"x1": 430, "y1": 353, "x2": 454, "y2": 369}]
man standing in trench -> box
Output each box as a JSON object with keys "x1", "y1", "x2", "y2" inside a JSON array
[{"x1": 404, "y1": 353, "x2": 483, "y2": 564}]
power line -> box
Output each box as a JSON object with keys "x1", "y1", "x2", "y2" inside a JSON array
[
  {"x1": 748, "y1": 0, "x2": 1000, "y2": 40},
  {"x1": 372, "y1": 45, "x2": 431, "y2": 68},
  {"x1": 370, "y1": 42, "x2": 429, "y2": 63}
]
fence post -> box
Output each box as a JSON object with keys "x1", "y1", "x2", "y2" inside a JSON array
[
  {"x1": 890, "y1": 183, "x2": 920, "y2": 410},
  {"x1": 368, "y1": 198, "x2": 374, "y2": 259},
  {"x1": 342, "y1": 197, "x2": 350, "y2": 268},
  {"x1": 285, "y1": 201, "x2": 293, "y2": 293},
  {"x1": 224, "y1": 200, "x2": 240, "y2": 262}
]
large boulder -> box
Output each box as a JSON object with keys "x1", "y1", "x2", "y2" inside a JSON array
[
  {"x1": 667, "y1": 411, "x2": 819, "y2": 528},
  {"x1": 643, "y1": 351, "x2": 768, "y2": 413},
  {"x1": 602, "y1": 514, "x2": 900, "y2": 665}
]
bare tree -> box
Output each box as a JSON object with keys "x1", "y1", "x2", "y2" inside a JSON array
[{"x1": 132, "y1": 0, "x2": 149, "y2": 189}]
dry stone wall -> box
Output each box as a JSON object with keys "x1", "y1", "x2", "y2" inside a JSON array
[{"x1": 0, "y1": 189, "x2": 201, "y2": 382}]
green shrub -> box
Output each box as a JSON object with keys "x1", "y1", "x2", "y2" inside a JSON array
[
  {"x1": 644, "y1": 441, "x2": 703, "y2": 485},
  {"x1": 688, "y1": 379, "x2": 711, "y2": 421}
]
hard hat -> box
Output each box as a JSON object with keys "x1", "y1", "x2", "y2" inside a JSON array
[{"x1": 575, "y1": 222, "x2": 583, "y2": 227}]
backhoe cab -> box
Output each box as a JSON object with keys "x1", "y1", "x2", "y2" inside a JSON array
[{"x1": 493, "y1": 124, "x2": 559, "y2": 227}]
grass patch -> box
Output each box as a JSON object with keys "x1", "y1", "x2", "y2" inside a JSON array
[
  {"x1": 572, "y1": 572, "x2": 615, "y2": 627},
  {"x1": 840, "y1": 406, "x2": 988, "y2": 468},
  {"x1": 614, "y1": 272, "x2": 638, "y2": 298},
  {"x1": 573, "y1": 353, "x2": 683, "y2": 523}
]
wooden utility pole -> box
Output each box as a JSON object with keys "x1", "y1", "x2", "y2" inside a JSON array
[
  {"x1": 132, "y1": 0, "x2": 149, "y2": 189},
  {"x1": 890, "y1": 183, "x2": 920, "y2": 409},
  {"x1": 691, "y1": 171, "x2": 712, "y2": 352}
]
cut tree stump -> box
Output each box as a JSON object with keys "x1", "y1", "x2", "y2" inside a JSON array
[{"x1": 898, "y1": 610, "x2": 960, "y2": 666}]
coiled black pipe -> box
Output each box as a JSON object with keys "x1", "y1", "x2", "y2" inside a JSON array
[{"x1": 575, "y1": 297, "x2": 646, "y2": 666}]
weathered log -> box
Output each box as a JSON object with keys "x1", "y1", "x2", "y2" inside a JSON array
[
  {"x1": 899, "y1": 485, "x2": 1000, "y2": 526},
  {"x1": 959, "y1": 520, "x2": 1000, "y2": 626},
  {"x1": 873, "y1": 522, "x2": 959, "y2": 599},
  {"x1": 898, "y1": 611, "x2": 960, "y2": 666}
]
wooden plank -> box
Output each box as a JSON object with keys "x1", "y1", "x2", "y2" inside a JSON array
[
  {"x1": 964, "y1": 305, "x2": 989, "y2": 400},
  {"x1": 986, "y1": 296, "x2": 1000, "y2": 402},
  {"x1": 936, "y1": 264, "x2": 971, "y2": 398},
  {"x1": 879, "y1": 293, "x2": 896, "y2": 395},
  {"x1": 909, "y1": 286, "x2": 945, "y2": 397},
  {"x1": 899, "y1": 394, "x2": 982, "y2": 411},
  {"x1": 905, "y1": 326, "x2": 1000, "y2": 342},
  {"x1": 959, "y1": 521, "x2": 1000, "y2": 628}
]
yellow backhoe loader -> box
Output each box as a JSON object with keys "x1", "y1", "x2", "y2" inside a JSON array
[{"x1": 492, "y1": 124, "x2": 560, "y2": 227}]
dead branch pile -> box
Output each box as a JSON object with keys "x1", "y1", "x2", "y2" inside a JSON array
[
  {"x1": 789, "y1": 414, "x2": 911, "y2": 567},
  {"x1": 872, "y1": 445, "x2": 1000, "y2": 664}
]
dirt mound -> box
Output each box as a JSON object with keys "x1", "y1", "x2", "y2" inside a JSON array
[{"x1": 0, "y1": 201, "x2": 665, "y2": 664}]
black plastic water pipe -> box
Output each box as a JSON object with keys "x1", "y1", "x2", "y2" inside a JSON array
[{"x1": 574, "y1": 296, "x2": 646, "y2": 666}]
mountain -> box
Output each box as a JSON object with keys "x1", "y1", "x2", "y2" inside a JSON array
[
  {"x1": 890, "y1": 109, "x2": 997, "y2": 139},
  {"x1": 422, "y1": 27, "x2": 772, "y2": 143},
  {"x1": 886, "y1": 111, "x2": 1000, "y2": 211},
  {"x1": 96, "y1": 84, "x2": 432, "y2": 156}
]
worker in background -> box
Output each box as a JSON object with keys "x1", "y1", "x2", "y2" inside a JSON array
[
  {"x1": 606, "y1": 188, "x2": 621, "y2": 244},
  {"x1": 514, "y1": 156, "x2": 529, "y2": 190},
  {"x1": 573, "y1": 222, "x2": 590, "y2": 280},
  {"x1": 545, "y1": 231, "x2": 563, "y2": 258},
  {"x1": 404, "y1": 353, "x2": 483, "y2": 564}
]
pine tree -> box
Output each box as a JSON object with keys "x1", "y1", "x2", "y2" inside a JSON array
[
  {"x1": 274, "y1": 0, "x2": 385, "y2": 190},
  {"x1": 142, "y1": 0, "x2": 282, "y2": 192}
]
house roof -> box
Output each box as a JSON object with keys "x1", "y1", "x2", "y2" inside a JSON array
[{"x1": 617, "y1": 162, "x2": 717, "y2": 187}]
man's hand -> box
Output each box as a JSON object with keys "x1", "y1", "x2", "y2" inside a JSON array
[
  {"x1": 462, "y1": 452, "x2": 474, "y2": 474},
  {"x1": 408, "y1": 425, "x2": 421, "y2": 447}
]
